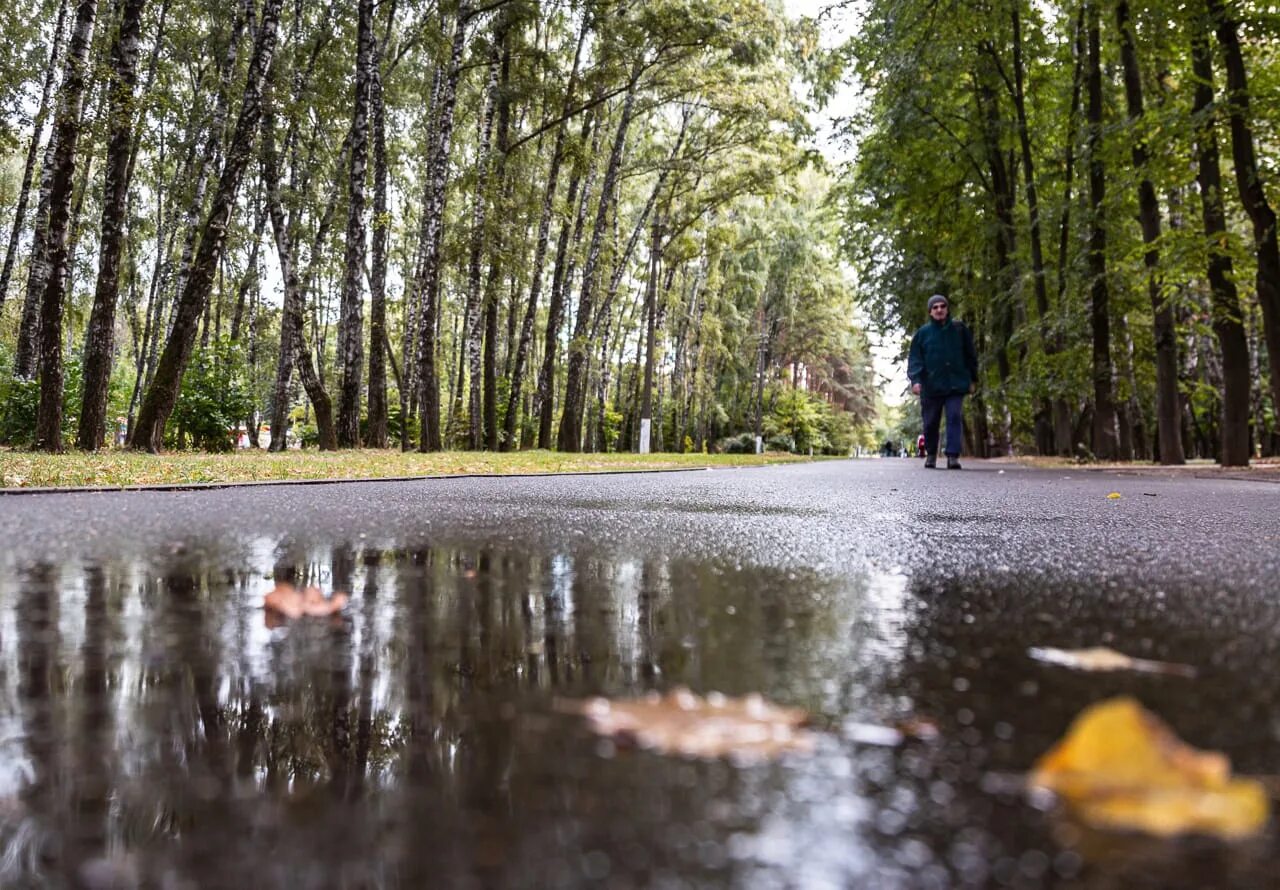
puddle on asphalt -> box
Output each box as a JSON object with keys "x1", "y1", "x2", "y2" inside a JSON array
[{"x1": 0, "y1": 543, "x2": 1273, "y2": 888}]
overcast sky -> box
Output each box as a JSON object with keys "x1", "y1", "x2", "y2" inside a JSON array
[{"x1": 781, "y1": 1, "x2": 909, "y2": 408}]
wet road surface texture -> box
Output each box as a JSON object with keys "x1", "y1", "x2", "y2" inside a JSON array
[{"x1": 0, "y1": 458, "x2": 1278, "y2": 889}]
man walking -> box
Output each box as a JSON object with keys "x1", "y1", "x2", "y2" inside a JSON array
[{"x1": 907, "y1": 294, "x2": 978, "y2": 469}]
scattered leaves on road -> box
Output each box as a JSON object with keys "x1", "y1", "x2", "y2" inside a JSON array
[
  {"x1": 1028, "y1": 646, "x2": 1197, "y2": 678},
  {"x1": 557, "y1": 687, "x2": 815, "y2": 762},
  {"x1": 263, "y1": 583, "x2": 349, "y2": 621},
  {"x1": 1029, "y1": 697, "x2": 1269, "y2": 838}
]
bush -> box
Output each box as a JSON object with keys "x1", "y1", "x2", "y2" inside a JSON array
[
  {"x1": 765, "y1": 388, "x2": 830, "y2": 453},
  {"x1": 719, "y1": 432, "x2": 757, "y2": 454},
  {"x1": 169, "y1": 338, "x2": 252, "y2": 451},
  {"x1": 0, "y1": 375, "x2": 38, "y2": 446},
  {"x1": 0, "y1": 357, "x2": 83, "y2": 446},
  {"x1": 766, "y1": 433, "x2": 795, "y2": 453}
]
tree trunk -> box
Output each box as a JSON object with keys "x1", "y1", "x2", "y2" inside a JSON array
[
  {"x1": 229, "y1": 198, "x2": 267, "y2": 341},
  {"x1": 336, "y1": 0, "x2": 375, "y2": 447},
  {"x1": 461, "y1": 43, "x2": 500, "y2": 449},
  {"x1": 1051, "y1": 4, "x2": 1087, "y2": 456},
  {"x1": 166, "y1": 9, "x2": 249, "y2": 347},
  {"x1": 482, "y1": 26, "x2": 514, "y2": 452},
  {"x1": 34, "y1": 0, "x2": 98, "y2": 452},
  {"x1": 558, "y1": 67, "x2": 641, "y2": 452},
  {"x1": 14, "y1": 105, "x2": 62, "y2": 378},
  {"x1": 78, "y1": 0, "x2": 148, "y2": 450},
  {"x1": 131, "y1": 0, "x2": 284, "y2": 452},
  {"x1": 1085, "y1": 3, "x2": 1118, "y2": 460},
  {"x1": 639, "y1": 216, "x2": 661, "y2": 453},
  {"x1": 1116, "y1": 0, "x2": 1183, "y2": 464},
  {"x1": 365, "y1": 26, "x2": 392, "y2": 448},
  {"x1": 127, "y1": 166, "x2": 167, "y2": 435},
  {"x1": 1207, "y1": 0, "x2": 1280, "y2": 439},
  {"x1": 1191, "y1": 24, "x2": 1251, "y2": 466},
  {"x1": 976, "y1": 62, "x2": 1016, "y2": 456},
  {"x1": 0, "y1": 0, "x2": 68, "y2": 315},
  {"x1": 416, "y1": 5, "x2": 469, "y2": 452},
  {"x1": 1009, "y1": 6, "x2": 1062, "y2": 456},
  {"x1": 263, "y1": 79, "x2": 337, "y2": 452},
  {"x1": 503, "y1": 13, "x2": 588, "y2": 449},
  {"x1": 537, "y1": 109, "x2": 599, "y2": 448}
]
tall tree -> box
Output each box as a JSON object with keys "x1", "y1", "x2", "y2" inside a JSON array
[
  {"x1": 1191, "y1": 20, "x2": 1251, "y2": 466},
  {"x1": 558, "y1": 62, "x2": 641, "y2": 452},
  {"x1": 1115, "y1": 0, "x2": 1183, "y2": 464},
  {"x1": 0, "y1": 0, "x2": 68, "y2": 315},
  {"x1": 130, "y1": 0, "x2": 285, "y2": 452},
  {"x1": 78, "y1": 0, "x2": 149, "y2": 450},
  {"x1": 1206, "y1": 0, "x2": 1280, "y2": 442},
  {"x1": 365, "y1": 0, "x2": 397, "y2": 449},
  {"x1": 336, "y1": 0, "x2": 376, "y2": 447},
  {"x1": 262, "y1": 77, "x2": 338, "y2": 452},
  {"x1": 1084, "y1": 1, "x2": 1118, "y2": 459},
  {"x1": 416, "y1": 2, "x2": 471, "y2": 452},
  {"x1": 502, "y1": 10, "x2": 589, "y2": 450},
  {"x1": 460, "y1": 37, "x2": 500, "y2": 449},
  {"x1": 33, "y1": 0, "x2": 99, "y2": 452}
]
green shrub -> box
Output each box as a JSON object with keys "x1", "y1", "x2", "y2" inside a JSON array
[
  {"x1": 719, "y1": 431, "x2": 757, "y2": 454},
  {"x1": 0, "y1": 357, "x2": 83, "y2": 446},
  {"x1": 169, "y1": 338, "x2": 252, "y2": 451}
]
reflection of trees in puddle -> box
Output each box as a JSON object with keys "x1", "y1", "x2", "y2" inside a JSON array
[{"x1": 0, "y1": 543, "x2": 899, "y2": 886}]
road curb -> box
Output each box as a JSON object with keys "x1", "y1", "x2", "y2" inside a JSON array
[{"x1": 0, "y1": 462, "x2": 805, "y2": 496}]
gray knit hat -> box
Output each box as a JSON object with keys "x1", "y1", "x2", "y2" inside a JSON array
[{"x1": 927, "y1": 294, "x2": 949, "y2": 311}]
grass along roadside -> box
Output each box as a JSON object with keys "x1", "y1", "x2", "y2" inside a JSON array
[{"x1": 0, "y1": 449, "x2": 822, "y2": 489}]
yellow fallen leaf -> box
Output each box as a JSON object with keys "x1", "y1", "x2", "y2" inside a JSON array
[
  {"x1": 1028, "y1": 646, "x2": 1197, "y2": 678},
  {"x1": 1029, "y1": 697, "x2": 1268, "y2": 838},
  {"x1": 556, "y1": 687, "x2": 815, "y2": 762},
  {"x1": 1107, "y1": 492, "x2": 1122, "y2": 499}
]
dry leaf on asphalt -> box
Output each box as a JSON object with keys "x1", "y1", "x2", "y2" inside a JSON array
[
  {"x1": 1028, "y1": 646, "x2": 1197, "y2": 678},
  {"x1": 1106, "y1": 492, "x2": 1122, "y2": 499},
  {"x1": 1029, "y1": 697, "x2": 1269, "y2": 838},
  {"x1": 263, "y1": 583, "x2": 350, "y2": 621},
  {"x1": 556, "y1": 687, "x2": 815, "y2": 762}
]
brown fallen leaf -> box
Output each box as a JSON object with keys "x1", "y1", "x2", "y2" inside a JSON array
[
  {"x1": 896, "y1": 716, "x2": 942, "y2": 742},
  {"x1": 1028, "y1": 646, "x2": 1196, "y2": 678},
  {"x1": 1029, "y1": 697, "x2": 1268, "y2": 838},
  {"x1": 263, "y1": 583, "x2": 350, "y2": 621},
  {"x1": 556, "y1": 687, "x2": 815, "y2": 762}
]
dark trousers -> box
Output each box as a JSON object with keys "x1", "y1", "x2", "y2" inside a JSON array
[{"x1": 921, "y1": 393, "x2": 965, "y2": 457}]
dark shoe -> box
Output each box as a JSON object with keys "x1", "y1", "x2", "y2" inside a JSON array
[
  {"x1": 947, "y1": 456, "x2": 962, "y2": 470},
  {"x1": 924, "y1": 454, "x2": 936, "y2": 469}
]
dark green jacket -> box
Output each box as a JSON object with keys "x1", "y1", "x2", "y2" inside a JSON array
[{"x1": 907, "y1": 317, "x2": 978, "y2": 397}]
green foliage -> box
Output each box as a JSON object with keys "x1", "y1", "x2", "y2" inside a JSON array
[
  {"x1": 0, "y1": 375, "x2": 38, "y2": 445},
  {"x1": 603, "y1": 408, "x2": 624, "y2": 453},
  {"x1": 169, "y1": 338, "x2": 253, "y2": 452},
  {"x1": 719, "y1": 431, "x2": 757, "y2": 453}
]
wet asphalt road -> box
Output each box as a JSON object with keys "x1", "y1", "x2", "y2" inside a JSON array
[
  {"x1": 3, "y1": 457, "x2": 1277, "y2": 584},
  {"x1": 1, "y1": 458, "x2": 1279, "y2": 889}
]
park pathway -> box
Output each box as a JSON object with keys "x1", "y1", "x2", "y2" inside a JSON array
[{"x1": 0, "y1": 459, "x2": 1277, "y2": 887}]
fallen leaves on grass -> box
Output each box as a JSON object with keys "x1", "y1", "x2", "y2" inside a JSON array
[
  {"x1": 1028, "y1": 646, "x2": 1197, "y2": 678},
  {"x1": 557, "y1": 687, "x2": 815, "y2": 762},
  {"x1": 263, "y1": 583, "x2": 349, "y2": 622},
  {"x1": 1029, "y1": 697, "x2": 1268, "y2": 838}
]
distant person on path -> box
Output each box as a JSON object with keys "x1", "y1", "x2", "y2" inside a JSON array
[{"x1": 907, "y1": 294, "x2": 978, "y2": 469}]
